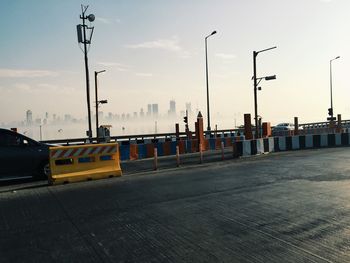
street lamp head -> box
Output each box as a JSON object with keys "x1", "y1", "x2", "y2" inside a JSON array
[
  {"x1": 87, "y1": 14, "x2": 95, "y2": 22},
  {"x1": 99, "y1": 100, "x2": 108, "y2": 104},
  {"x1": 265, "y1": 75, "x2": 276, "y2": 81},
  {"x1": 96, "y1": 70, "x2": 106, "y2": 74},
  {"x1": 211, "y1": 30, "x2": 217, "y2": 35},
  {"x1": 331, "y1": 56, "x2": 340, "y2": 62}
]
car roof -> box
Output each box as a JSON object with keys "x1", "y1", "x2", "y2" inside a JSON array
[{"x1": 0, "y1": 128, "x2": 40, "y2": 144}]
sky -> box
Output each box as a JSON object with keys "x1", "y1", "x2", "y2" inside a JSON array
[{"x1": 0, "y1": 0, "x2": 350, "y2": 129}]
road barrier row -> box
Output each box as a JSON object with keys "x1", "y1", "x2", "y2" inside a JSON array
[
  {"x1": 120, "y1": 136, "x2": 245, "y2": 161},
  {"x1": 119, "y1": 132, "x2": 350, "y2": 162},
  {"x1": 233, "y1": 133, "x2": 350, "y2": 156},
  {"x1": 146, "y1": 133, "x2": 350, "y2": 170}
]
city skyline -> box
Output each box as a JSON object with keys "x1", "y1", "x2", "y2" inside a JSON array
[
  {"x1": 2, "y1": 100, "x2": 196, "y2": 127},
  {"x1": 1, "y1": 1, "x2": 350, "y2": 130}
]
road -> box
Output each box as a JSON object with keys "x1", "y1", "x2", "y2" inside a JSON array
[{"x1": 1, "y1": 147, "x2": 350, "y2": 262}]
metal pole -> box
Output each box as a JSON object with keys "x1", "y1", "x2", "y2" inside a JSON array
[
  {"x1": 330, "y1": 60, "x2": 333, "y2": 120},
  {"x1": 199, "y1": 143, "x2": 203, "y2": 164},
  {"x1": 154, "y1": 148, "x2": 158, "y2": 170},
  {"x1": 252, "y1": 46, "x2": 276, "y2": 139},
  {"x1": 205, "y1": 37, "x2": 211, "y2": 132},
  {"x1": 95, "y1": 71, "x2": 99, "y2": 140},
  {"x1": 82, "y1": 11, "x2": 92, "y2": 140},
  {"x1": 176, "y1": 146, "x2": 180, "y2": 167},
  {"x1": 221, "y1": 141, "x2": 225, "y2": 160},
  {"x1": 253, "y1": 51, "x2": 258, "y2": 138}
]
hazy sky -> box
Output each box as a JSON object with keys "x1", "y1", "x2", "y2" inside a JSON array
[{"x1": 1, "y1": 0, "x2": 349, "y2": 127}]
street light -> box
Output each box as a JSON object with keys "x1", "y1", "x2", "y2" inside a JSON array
[
  {"x1": 95, "y1": 70, "x2": 106, "y2": 139},
  {"x1": 329, "y1": 56, "x2": 340, "y2": 121},
  {"x1": 77, "y1": 5, "x2": 95, "y2": 140},
  {"x1": 253, "y1": 46, "x2": 277, "y2": 138},
  {"x1": 205, "y1": 30, "x2": 217, "y2": 132}
]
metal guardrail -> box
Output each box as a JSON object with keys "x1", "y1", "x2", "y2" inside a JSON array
[
  {"x1": 41, "y1": 120, "x2": 350, "y2": 146},
  {"x1": 300, "y1": 119, "x2": 350, "y2": 129},
  {"x1": 41, "y1": 128, "x2": 242, "y2": 145}
]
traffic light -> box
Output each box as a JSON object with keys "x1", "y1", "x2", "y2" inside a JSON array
[
  {"x1": 183, "y1": 116, "x2": 188, "y2": 124},
  {"x1": 328, "y1": 108, "x2": 333, "y2": 116}
]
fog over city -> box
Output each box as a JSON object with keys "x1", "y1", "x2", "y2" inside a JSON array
[{"x1": 1, "y1": 0, "x2": 350, "y2": 140}]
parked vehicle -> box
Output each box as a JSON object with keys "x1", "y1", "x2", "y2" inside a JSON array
[
  {"x1": 272, "y1": 123, "x2": 295, "y2": 132},
  {"x1": 0, "y1": 128, "x2": 50, "y2": 180}
]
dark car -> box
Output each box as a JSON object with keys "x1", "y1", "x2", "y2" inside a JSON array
[{"x1": 0, "y1": 128, "x2": 50, "y2": 180}]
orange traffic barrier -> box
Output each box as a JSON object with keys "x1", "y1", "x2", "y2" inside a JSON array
[
  {"x1": 129, "y1": 144, "x2": 138, "y2": 160},
  {"x1": 163, "y1": 141, "x2": 172, "y2": 156},
  {"x1": 178, "y1": 140, "x2": 186, "y2": 154},
  {"x1": 146, "y1": 143, "x2": 155, "y2": 158}
]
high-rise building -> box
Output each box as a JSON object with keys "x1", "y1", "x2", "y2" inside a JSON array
[
  {"x1": 140, "y1": 108, "x2": 145, "y2": 118},
  {"x1": 64, "y1": 114, "x2": 72, "y2": 122},
  {"x1": 185, "y1": 102, "x2": 192, "y2": 116},
  {"x1": 98, "y1": 111, "x2": 104, "y2": 121},
  {"x1": 168, "y1": 100, "x2": 176, "y2": 117},
  {"x1": 152, "y1": 104, "x2": 158, "y2": 117},
  {"x1": 147, "y1": 104, "x2": 152, "y2": 116},
  {"x1": 35, "y1": 118, "x2": 41, "y2": 125},
  {"x1": 26, "y1": 110, "x2": 32, "y2": 126}
]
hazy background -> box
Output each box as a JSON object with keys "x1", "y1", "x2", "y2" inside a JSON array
[{"x1": 1, "y1": 0, "x2": 350, "y2": 140}]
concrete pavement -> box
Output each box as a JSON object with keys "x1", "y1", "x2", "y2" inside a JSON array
[{"x1": 1, "y1": 148, "x2": 350, "y2": 262}]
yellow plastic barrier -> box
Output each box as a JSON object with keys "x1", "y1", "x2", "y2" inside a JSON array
[{"x1": 48, "y1": 143, "x2": 122, "y2": 185}]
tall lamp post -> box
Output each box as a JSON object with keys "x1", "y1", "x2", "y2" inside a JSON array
[
  {"x1": 329, "y1": 56, "x2": 340, "y2": 121},
  {"x1": 95, "y1": 70, "x2": 106, "y2": 139},
  {"x1": 253, "y1": 46, "x2": 277, "y2": 138},
  {"x1": 205, "y1": 30, "x2": 217, "y2": 132},
  {"x1": 77, "y1": 5, "x2": 95, "y2": 140}
]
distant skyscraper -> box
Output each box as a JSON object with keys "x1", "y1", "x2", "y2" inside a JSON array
[
  {"x1": 168, "y1": 100, "x2": 176, "y2": 116},
  {"x1": 98, "y1": 111, "x2": 104, "y2": 121},
  {"x1": 147, "y1": 104, "x2": 152, "y2": 116},
  {"x1": 185, "y1": 102, "x2": 192, "y2": 116},
  {"x1": 35, "y1": 118, "x2": 41, "y2": 125},
  {"x1": 133, "y1": 112, "x2": 138, "y2": 118},
  {"x1": 140, "y1": 108, "x2": 145, "y2": 118},
  {"x1": 152, "y1": 104, "x2": 158, "y2": 117},
  {"x1": 64, "y1": 114, "x2": 72, "y2": 122},
  {"x1": 26, "y1": 110, "x2": 32, "y2": 126}
]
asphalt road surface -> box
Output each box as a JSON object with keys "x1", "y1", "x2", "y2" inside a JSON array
[{"x1": 1, "y1": 147, "x2": 350, "y2": 262}]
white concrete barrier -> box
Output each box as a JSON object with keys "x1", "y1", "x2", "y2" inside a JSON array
[{"x1": 305, "y1": 135, "x2": 313, "y2": 148}]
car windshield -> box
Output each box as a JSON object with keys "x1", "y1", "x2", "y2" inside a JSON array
[{"x1": 0, "y1": 132, "x2": 38, "y2": 147}]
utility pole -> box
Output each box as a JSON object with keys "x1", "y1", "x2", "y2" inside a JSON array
[{"x1": 77, "y1": 5, "x2": 95, "y2": 140}]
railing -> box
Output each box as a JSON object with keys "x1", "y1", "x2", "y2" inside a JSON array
[
  {"x1": 299, "y1": 119, "x2": 350, "y2": 129},
  {"x1": 41, "y1": 128, "x2": 242, "y2": 145},
  {"x1": 41, "y1": 120, "x2": 350, "y2": 146}
]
